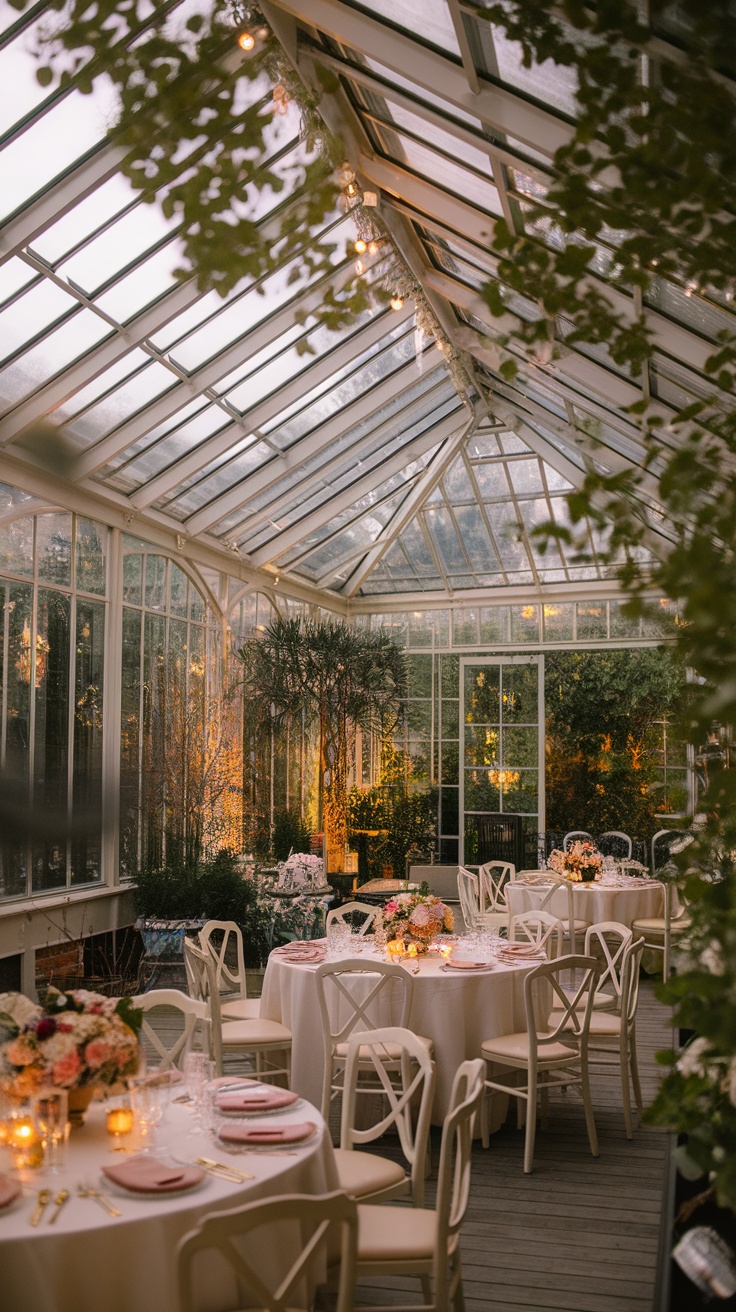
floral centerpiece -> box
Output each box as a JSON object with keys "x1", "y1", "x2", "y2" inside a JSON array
[
  {"x1": 0, "y1": 987, "x2": 142, "y2": 1103},
  {"x1": 548, "y1": 841, "x2": 603, "y2": 883},
  {"x1": 375, "y1": 890, "x2": 454, "y2": 952}
]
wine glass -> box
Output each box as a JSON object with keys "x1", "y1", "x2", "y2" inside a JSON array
[{"x1": 32, "y1": 1089, "x2": 68, "y2": 1174}]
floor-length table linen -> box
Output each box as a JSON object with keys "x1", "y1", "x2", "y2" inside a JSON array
[
  {"x1": 260, "y1": 948, "x2": 544, "y2": 1124},
  {"x1": 506, "y1": 876, "x2": 664, "y2": 931},
  {"x1": 1, "y1": 1097, "x2": 337, "y2": 1312}
]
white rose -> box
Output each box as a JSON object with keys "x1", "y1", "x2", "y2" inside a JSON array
[
  {"x1": 677, "y1": 1036, "x2": 711, "y2": 1078},
  {"x1": 700, "y1": 941, "x2": 725, "y2": 976}
]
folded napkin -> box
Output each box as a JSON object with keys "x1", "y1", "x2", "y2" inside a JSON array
[
  {"x1": 0, "y1": 1173, "x2": 21, "y2": 1209},
  {"x1": 217, "y1": 1120, "x2": 317, "y2": 1146},
  {"x1": 274, "y1": 941, "x2": 323, "y2": 954},
  {"x1": 282, "y1": 949, "x2": 325, "y2": 963},
  {"x1": 216, "y1": 1087, "x2": 298, "y2": 1113},
  {"x1": 499, "y1": 942, "x2": 545, "y2": 956},
  {"x1": 102, "y1": 1156, "x2": 204, "y2": 1194}
]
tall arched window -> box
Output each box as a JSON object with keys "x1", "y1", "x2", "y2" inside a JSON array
[{"x1": 0, "y1": 501, "x2": 107, "y2": 899}]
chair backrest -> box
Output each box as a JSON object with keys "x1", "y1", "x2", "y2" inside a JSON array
[
  {"x1": 651, "y1": 828, "x2": 684, "y2": 872},
  {"x1": 340, "y1": 1026, "x2": 436, "y2": 1207},
  {"x1": 184, "y1": 938, "x2": 223, "y2": 1072},
  {"x1": 315, "y1": 958, "x2": 414, "y2": 1119},
  {"x1": 524, "y1": 955, "x2": 602, "y2": 1058},
  {"x1": 479, "y1": 861, "x2": 516, "y2": 912},
  {"x1": 583, "y1": 921, "x2": 633, "y2": 1006},
  {"x1": 598, "y1": 831, "x2": 633, "y2": 859},
  {"x1": 457, "y1": 866, "x2": 481, "y2": 929},
  {"x1": 177, "y1": 1190, "x2": 357, "y2": 1312},
  {"x1": 325, "y1": 902, "x2": 376, "y2": 936},
  {"x1": 563, "y1": 830, "x2": 592, "y2": 852},
  {"x1": 129, "y1": 988, "x2": 209, "y2": 1071},
  {"x1": 509, "y1": 910, "x2": 564, "y2": 959},
  {"x1": 315, "y1": 959, "x2": 413, "y2": 1050},
  {"x1": 199, "y1": 921, "x2": 246, "y2": 1000},
  {"x1": 434, "y1": 1059, "x2": 485, "y2": 1292},
  {"x1": 619, "y1": 937, "x2": 646, "y2": 1032}
]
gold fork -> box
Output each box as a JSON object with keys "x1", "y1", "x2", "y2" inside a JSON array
[
  {"x1": 48, "y1": 1190, "x2": 70, "y2": 1224},
  {"x1": 194, "y1": 1157, "x2": 254, "y2": 1182},
  {"x1": 77, "y1": 1184, "x2": 122, "y2": 1217}
]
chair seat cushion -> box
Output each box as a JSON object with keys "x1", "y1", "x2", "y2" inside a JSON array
[
  {"x1": 221, "y1": 1018, "x2": 292, "y2": 1046},
  {"x1": 334, "y1": 1148, "x2": 408, "y2": 1199},
  {"x1": 334, "y1": 1035, "x2": 434, "y2": 1061},
  {"x1": 357, "y1": 1203, "x2": 437, "y2": 1262},
  {"x1": 481, "y1": 1032, "x2": 579, "y2": 1063},
  {"x1": 221, "y1": 998, "x2": 261, "y2": 1020},
  {"x1": 562, "y1": 920, "x2": 592, "y2": 933},
  {"x1": 547, "y1": 1009, "x2": 622, "y2": 1038},
  {"x1": 631, "y1": 916, "x2": 691, "y2": 934}
]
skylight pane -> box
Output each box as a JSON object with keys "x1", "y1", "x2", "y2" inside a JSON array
[
  {"x1": 347, "y1": 0, "x2": 461, "y2": 57},
  {"x1": 0, "y1": 84, "x2": 118, "y2": 218},
  {"x1": 0, "y1": 309, "x2": 112, "y2": 405}
]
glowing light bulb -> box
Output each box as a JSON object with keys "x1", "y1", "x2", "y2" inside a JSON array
[
  {"x1": 237, "y1": 31, "x2": 255, "y2": 50},
  {"x1": 354, "y1": 238, "x2": 367, "y2": 254},
  {"x1": 390, "y1": 295, "x2": 404, "y2": 311},
  {"x1": 368, "y1": 241, "x2": 379, "y2": 256}
]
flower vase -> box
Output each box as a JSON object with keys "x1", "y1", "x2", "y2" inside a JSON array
[
  {"x1": 67, "y1": 1086, "x2": 95, "y2": 1128},
  {"x1": 581, "y1": 868, "x2": 596, "y2": 883}
]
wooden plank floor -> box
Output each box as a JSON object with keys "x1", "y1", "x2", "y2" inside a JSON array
[
  {"x1": 143, "y1": 978, "x2": 674, "y2": 1312},
  {"x1": 353, "y1": 980, "x2": 674, "y2": 1312}
]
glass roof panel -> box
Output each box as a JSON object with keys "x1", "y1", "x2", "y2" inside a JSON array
[
  {"x1": 0, "y1": 309, "x2": 113, "y2": 406},
  {"x1": 0, "y1": 258, "x2": 37, "y2": 306},
  {"x1": 474, "y1": 19, "x2": 578, "y2": 118},
  {"x1": 345, "y1": 0, "x2": 461, "y2": 57}
]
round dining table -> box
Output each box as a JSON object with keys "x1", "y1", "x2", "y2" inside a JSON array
[
  {"x1": 260, "y1": 942, "x2": 545, "y2": 1125},
  {"x1": 1, "y1": 1095, "x2": 337, "y2": 1312},
  {"x1": 506, "y1": 872, "x2": 665, "y2": 930}
]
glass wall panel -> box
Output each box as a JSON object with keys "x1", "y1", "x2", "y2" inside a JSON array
[
  {"x1": 32, "y1": 588, "x2": 70, "y2": 892},
  {"x1": 71, "y1": 599, "x2": 104, "y2": 886}
]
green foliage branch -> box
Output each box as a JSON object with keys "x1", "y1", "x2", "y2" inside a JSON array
[
  {"x1": 13, "y1": 0, "x2": 380, "y2": 327},
  {"x1": 478, "y1": 0, "x2": 736, "y2": 1211}
]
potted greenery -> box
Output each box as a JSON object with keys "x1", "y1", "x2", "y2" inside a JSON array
[{"x1": 133, "y1": 850, "x2": 271, "y2": 969}]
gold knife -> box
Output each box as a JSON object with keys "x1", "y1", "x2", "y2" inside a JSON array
[
  {"x1": 48, "y1": 1190, "x2": 70, "y2": 1224},
  {"x1": 30, "y1": 1189, "x2": 52, "y2": 1227}
]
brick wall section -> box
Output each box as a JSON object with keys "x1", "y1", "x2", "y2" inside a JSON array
[{"x1": 35, "y1": 940, "x2": 84, "y2": 991}]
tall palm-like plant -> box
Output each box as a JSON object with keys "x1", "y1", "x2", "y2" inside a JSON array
[{"x1": 238, "y1": 618, "x2": 406, "y2": 871}]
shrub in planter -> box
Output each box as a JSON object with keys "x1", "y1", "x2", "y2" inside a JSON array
[{"x1": 133, "y1": 850, "x2": 271, "y2": 967}]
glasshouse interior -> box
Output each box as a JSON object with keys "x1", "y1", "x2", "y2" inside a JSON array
[{"x1": 0, "y1": 2, "x2": 735, "y2": 1311}]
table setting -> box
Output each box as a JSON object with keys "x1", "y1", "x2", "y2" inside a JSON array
[{"x1": 260, "y1": 899, "x2": 550, "y2": 1123}]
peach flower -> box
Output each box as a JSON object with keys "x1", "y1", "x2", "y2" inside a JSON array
[{"x1": 52, "y1": 1048, "x2": 83, "y2": 1087}]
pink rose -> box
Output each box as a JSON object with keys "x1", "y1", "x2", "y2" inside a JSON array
[
  {"x1": 84, "y1": 1039, "x2": 111, "y2": 1069},
  {"x1": 51, "y1": 1048, "x2": 83, "y2": 1087},
  {"x1": 384, "y1": 900, "x2": 399, "y2": 914}
]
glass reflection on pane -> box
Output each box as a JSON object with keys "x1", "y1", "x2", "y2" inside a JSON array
[
  {"x1": 75, "y1": 518, "x2": 107, "y2": 595},
  {"x1": 37, "y1": 513, "x2": 72, "y2": 588},
  {"x1": 71, "y1": 599, "x2": 104, "y2": 886},
  {"x1": 32, "y1": 588, "x2": 71, "y2": 893}
]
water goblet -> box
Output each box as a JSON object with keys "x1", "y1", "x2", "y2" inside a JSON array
[{"x1": 32, "y1": 1090, "x2": 68, "y2": 1174}]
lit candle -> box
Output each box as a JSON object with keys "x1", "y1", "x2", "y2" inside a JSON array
[
  {"x1": 405, "y1": 943, "x2": 418, "y2": 959},
  {"x1": 106, "y1": 1106, "x2": 134, "y2": 1137},
  {"x1": 8, "y1": 1115, "x2": 44, "y2": 1169},
  {"x1": 439, "y1": 943, "x2": 454, "y2": 959},
  {"x1": 387, "y1": 938, "x2": 405, "y2": 961}
]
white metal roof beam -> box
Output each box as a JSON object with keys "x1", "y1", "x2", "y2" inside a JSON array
[
  {"x1": 0, "y1": 144, "x2": 127, "y2": 265},
  {"x1": 131, "y1": 302, "x2": 414, "y2": 508},
  {"x1": 348, "y1": 577, "x2": 660, "y2": 613},
  {"x1": 281, "y1": 476, "x2": 420, "y2": 571},
  {"x1": 72, "y1": 258, "x2": 358, "y2": 481},
  {"x1": 268, "y1": 0, "x2": 572, "y2": 157},
  {"x1": 227, "y1": 375, "x2": 453, "y2": 548},
  {"x1": 250, "y1": 404, "x2": 465, "y2": 568},
  {"x1": 342, "y1": 409, "x2": 480, "y2": 596},
  {"x1": 183, "y1": 349, "x2": 448, "y2": 537}
]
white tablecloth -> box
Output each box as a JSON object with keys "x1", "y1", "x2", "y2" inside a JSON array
[
  {"x1": 260, "y1": 947, "x2": 542, "y2": 1124},
  {"x1": 1, "y1": 1098, "x2": 337, "y2": 1312},
  {"x1": 506, "y1": 875, "x2": 664, "y2": 931}
]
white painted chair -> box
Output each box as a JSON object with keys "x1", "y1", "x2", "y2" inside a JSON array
[
  {"x1": 514, "y1": 873, "x2": 591, "y2": 953},
  {"x1": 582, "y1": 921, "x2": 634, "y2": 1012},
  {"x1": 584, "y1": 937, "x2": 647, "y2": 1139},
  {"x1": 335, "y1": 1026, "x2": 436, "y2": 1206},
  {"x1": 184, "y1": 938, "x2": 292, "y2": 1083},
  {"x1": 130, "y1": 988, "x2": 209, "y2": 1071},
  {"x1": 598, "y1": 831, "x2": 633, "y2": 859},
  {"x1": 177, "y1": 1190, "x2": 358, "y2": 1312},
  {"x1": 478, "y1": 860, "x2": 516, "y2": 928},
  {"x1": 480, "y1": 954, "x2": 602, "y2": 1172},
  {"x1": 349, "y1": 1058, "x2": 485, "y2": 1312},
  {"x1": 314, "y1": 958, "x2": 428, "y2": 1120},
  {"x1": 326, "y1": 901, "x2": 377, "y2": 935},
  {"x1": 456, "y1": 866, "x2": 482, "y2": 931},
  {"x1": 651, "y1": 828, "x2": 686, "y2": 873},
  {"x1": 563, "y1": 830, "x2": 592, "y2": 851},
  {"x1": 507, "y1": 909, "x2": 564, "y2": 959},
  {"x1": 199, "y1": 920, "x2": 260, "y2": 1020},
  {"x1": 631, "y1": 880, "x2": 692, "y2": 979}
]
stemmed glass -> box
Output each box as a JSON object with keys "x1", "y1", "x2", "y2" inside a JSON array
[
  {"x1": 129, "y1": 1072, "x2": 171, "y2": 1151},
  {"x1": 183, "y1": 1053, "x2": 214, "y2": 1128},
  {"x1": 32, "y1": 1089, "x2": 68, "y2": 1174}
]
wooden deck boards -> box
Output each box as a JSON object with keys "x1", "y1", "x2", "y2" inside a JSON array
[{"x1": 353, "y1": 979, "x2": 674, "y2": 1312}]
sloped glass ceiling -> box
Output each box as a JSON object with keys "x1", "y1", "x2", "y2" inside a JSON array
[{"x1": 0, "y1": 0, "x2": 729, "y2": 612}]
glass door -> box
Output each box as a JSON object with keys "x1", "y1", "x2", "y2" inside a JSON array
[{"x1": 460, "y1": 656, "x2": 544, "y2": 867}]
